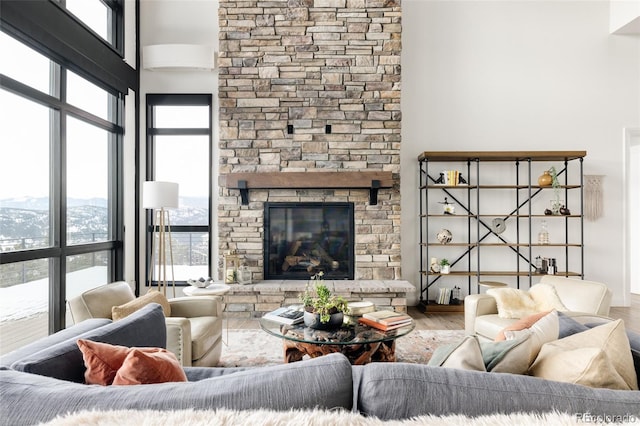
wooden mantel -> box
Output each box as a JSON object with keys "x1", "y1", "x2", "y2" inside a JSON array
[{"x1": 219, "y1": 171, "x2": 394, "y2": 205}]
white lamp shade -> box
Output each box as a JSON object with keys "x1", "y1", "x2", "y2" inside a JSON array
[{"x1": 143, "y1": 181, "x2": 179, "y2": 209}]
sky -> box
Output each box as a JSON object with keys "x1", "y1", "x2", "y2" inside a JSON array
[{"x1": 0, "y1": 32, "x2": 210, "y2": 201}]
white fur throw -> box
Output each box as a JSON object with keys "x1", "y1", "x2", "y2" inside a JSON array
[
  {"x1": 488, "y1": 284, "x2": 567, "y2": 319},
  {"x1": 42, "y1": 408, "x2": 585, "y2": 426}
]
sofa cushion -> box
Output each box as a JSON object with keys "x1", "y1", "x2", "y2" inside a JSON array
[
  {"x1": 112, "y1": 290, "x2": 171, "y2": 320},
  {"x1": 355, "y1": 362, "x2": 640, "y2": 420},
  {"x1": 189, "y1": 316, "x2": 222, "y2": 361},
  {"x1": 0, "y1": 318, "x2": 111, "y2": 369},
  {"x1": 112, "y1": 348, "x2": 187, "y2": 385},
  {"x1": 428, "y1": 335, "x2": 485, "y2": 371},
  {"x1": 1, "y1": 353, "x2": 353, "y2": 425},
  {"x1": 10, "y1": 303, "x2": 167, "y2": 383},
  {"x1": 529, "y1": 320, "x2": 638, "y2": 390}
]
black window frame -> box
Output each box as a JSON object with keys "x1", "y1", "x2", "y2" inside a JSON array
[
  {"x1": 145, "y1": 94, "x2": 213, "y2": 286},
  {"x1": 0, "y1": 0, "x2": 130, "y2": 334}
]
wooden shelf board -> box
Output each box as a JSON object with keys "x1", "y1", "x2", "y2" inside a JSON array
[
  {"x1": 421, "y1": 271, "x2": 582, "y2": 277},
  {"x1": 418, "y1": 301, "x2": 465, "y2": 313},
  {"x1": 220, "y1": 171, "x2": 394, "y2": 189},
  {"x1": 418, "y1": 151, "x2": 587, "y2": 162}
]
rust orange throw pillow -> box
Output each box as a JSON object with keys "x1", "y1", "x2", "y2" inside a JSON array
[
  {"x1": 112, "y1": 349, "x2": 187, "y2": 385},
  {"x1": 77, "y1": 339, "x2": 186, "y2": 386}
]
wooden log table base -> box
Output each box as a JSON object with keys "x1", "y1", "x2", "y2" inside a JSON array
[{"x1": 283, "y1": 339, "x2": 396, "y2": 365}]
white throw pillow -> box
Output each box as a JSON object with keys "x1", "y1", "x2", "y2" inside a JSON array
[
  {"x1": 488, "y1": 284, "x2": 566, "y2": 319},
  {"x1": 503, "y1": 311, "x2": 559, "y2": 365},
  {"x1": 529, "y1": 319, "x2": 638, "y2": 390}
]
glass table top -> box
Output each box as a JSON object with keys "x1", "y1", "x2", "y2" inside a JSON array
[{"x1": 259, "y1": 316, "x2": 415, "y2": 346}]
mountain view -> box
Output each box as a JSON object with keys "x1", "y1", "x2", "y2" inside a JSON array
[{"x1": 0, "y1": 197, "x2": 210, "y2": 287}]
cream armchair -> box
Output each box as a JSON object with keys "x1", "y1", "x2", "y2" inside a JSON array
[
  {"x1": 465, "y1": 276, "x2": 612, "y2": 341},
  {"x1": 68, "y1": 281, "x2": 223, "y2": 367}
]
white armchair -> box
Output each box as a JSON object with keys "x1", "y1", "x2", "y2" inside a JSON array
[
  {"x1": 465, "y1": 276, "x2": 612, "y2": 341},
  {"x1": 68, "y1": 281, "x2": 223, "y2": 367}
]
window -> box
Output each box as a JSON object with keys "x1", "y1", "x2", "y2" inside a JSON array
[
  {"x1": 0, "y1": 31, "x2": 124, "y2": 355},
  {"x1": 57, "y1": 0, "x2": 123, "y2": 53},
  {"x1": 146, "y1": 95, "x2": 213, "y2": 284}
]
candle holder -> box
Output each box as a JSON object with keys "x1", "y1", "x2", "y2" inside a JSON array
[{"x1": 223, "y1": 250, "x2": 240, "y2": 284}]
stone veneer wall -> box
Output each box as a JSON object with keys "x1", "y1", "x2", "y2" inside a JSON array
[{"x1": 218, "y1": 0, "x2": 402, "y2": 282}]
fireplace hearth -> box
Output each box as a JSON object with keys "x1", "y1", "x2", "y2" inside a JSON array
[{"x1": 264, "y1": 202, "x2": 354, "y2": 280}]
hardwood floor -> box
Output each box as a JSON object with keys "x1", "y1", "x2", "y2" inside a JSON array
[
  {"x1": 409, "y1": 293, "x2": 640, "y2": 333},
  {"x1": 228, "y1": 294, "x2": 639, "y2": 333}
]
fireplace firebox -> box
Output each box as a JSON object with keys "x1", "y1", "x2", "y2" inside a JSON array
[{"x1": 264, "y1": 202, "x2": 354, "y2": 280}]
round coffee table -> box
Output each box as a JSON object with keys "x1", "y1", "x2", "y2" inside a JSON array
[{"x1": 259, "y1": 316, "x2": 414, "y2": 365}]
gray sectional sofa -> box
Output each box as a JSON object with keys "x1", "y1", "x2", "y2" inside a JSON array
[{"x1": 1, "y1": 304, "x2": 638, "y2": 425}]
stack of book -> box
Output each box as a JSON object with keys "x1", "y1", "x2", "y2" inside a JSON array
[
  {"x1": 358, "y1": 310, "x2": 412, "y2": 331},
  {"x1": 263, "y1": 306, "x2": 304, "y2": 325},
  {"x1": 436, "y1": 287, "x2": 451, "y2": 305}
]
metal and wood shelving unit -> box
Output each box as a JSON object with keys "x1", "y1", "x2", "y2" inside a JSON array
[{"x1": 418, "y1": 151, "x2": 586, "y2": 313}]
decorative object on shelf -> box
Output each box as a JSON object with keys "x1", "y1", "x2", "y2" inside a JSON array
[
  {"x1": 237, "y1": 263, "x2": 252, "y2": 285},
  {"x1": 549, "y1": 199, "x2": 565, "y2": 216},
  {"x1": 223, "y1": 250, "x2": 240, "y2": 284},
  {"x1": 450, "y1": 286, "x2": 462, "y2": 304},
  {"x1": 430, "y1": 257, "x2": 440, "y2": 273},
  {"x1": 584, "y1": 175, "x2": 604, "y2": 221},
  {"x1": 535, "y1": 256, "x2": 549, "y2": 274},
  {"x1": 559, "y1": 206, "x2": 571, "y2": 215},
  {"x1": 436, "y1": 228, "x2": 453, "y2": 244},
  {"x1": 491, "y1": 218, "x2": 506, "y2": 234},
  {"x1": 549, "y1": 166, "x2": 563, "y2": 215},
  {"x1": 143, "y1": 181, "x2": 179, "y2": 297},
  {"x1": 439, "y1": 258, "x2": 450, "y2": 274},
  {"x1": 546, "y1": 258, "x2": 557, "y2": 275},
  {"x1": 439, "y1": 197, "x2": 456, "y2": 215},
  {"x1": 300, "y1": 271, "x2": 349, "y2": 330},
  {"x1": 538, "y1": 170, "x2": 553, "y2": 187},
  {"x1": 434, "y1": 172, "x2": 445, "y2": 184},
  {"x1": 187, "y1": 277, "x2": 213, "y2": 288},
  {"x1": 538, "y1": 220, "x2": 549, "y2": 245}
]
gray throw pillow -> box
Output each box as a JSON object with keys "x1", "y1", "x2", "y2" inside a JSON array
[{"x1": 11, "y1": 303, "x2": 166, "y2": 383}]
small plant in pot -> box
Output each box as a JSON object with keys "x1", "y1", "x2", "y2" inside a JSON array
[
  {"x1": 439, "y1": 258, "x2": 450, "y2": 274},
  {"x1": 300, "y1": 271, "x2": 349, "y2": 330}
]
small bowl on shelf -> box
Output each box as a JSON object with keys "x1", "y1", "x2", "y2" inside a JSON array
[{"x1": 187, "y1": 277, "x2": 213, "y2": 288}]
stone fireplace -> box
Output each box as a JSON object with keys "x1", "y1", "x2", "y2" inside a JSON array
[{"x1": 218, "y1": 0, "x2": 402, "y2": 287}]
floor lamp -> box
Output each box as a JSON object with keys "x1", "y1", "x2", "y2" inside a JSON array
[{"x1": 143, "y1": 181, "x2": 179, "y2": 297}]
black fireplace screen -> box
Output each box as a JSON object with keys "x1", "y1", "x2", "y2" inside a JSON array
[{"x1": 264, "y1": 202, "x2": 354, "y2": 280}]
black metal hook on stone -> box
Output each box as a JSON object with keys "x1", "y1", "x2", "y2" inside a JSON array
[
  {"x1": 238, "y1": 180, "x2": 249, "y2": 205},
  {"x1": 369, "y1": 180, "x2": 381, "y2": 205}
]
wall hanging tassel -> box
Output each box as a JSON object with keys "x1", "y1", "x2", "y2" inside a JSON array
[{"x1": 584, "y1": 175, "x2": 604, "y2": 221}]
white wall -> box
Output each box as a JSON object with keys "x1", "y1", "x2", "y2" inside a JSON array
[
  {"x1": 401, "y1": 0, "x2": 640, "y2": 306},
  {"x1": 610, "y1": 0, "x2": 640, "y2": 33},
  {"x1": 137, "y1": 0, "x2": 219, "y2": 291},
  {"x1": 131, "y1": 0, "x2": 639, "y2": 305}
]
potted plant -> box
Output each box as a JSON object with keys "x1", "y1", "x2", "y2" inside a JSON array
[
  {"x1": 300, "y1": 272, "x2": 349, "y2": 330},
  {"x1": 439, "y1": 258, "x2": 450, "y2": 274}
]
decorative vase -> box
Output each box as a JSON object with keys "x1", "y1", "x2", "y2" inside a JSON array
[
  {"x1": 440, "y1": 265, "x2": 450, "y2": 274},
  {"x1": 538, "y1": 170, "x2": 553, "y2": 187},
  {"x1": 303, "y1": 311, "x2": 344, "y2": 330}
]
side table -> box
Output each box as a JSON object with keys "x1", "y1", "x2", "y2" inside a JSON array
[{"x1": 183, "y1": 283, "x2": 231, "y2": 345}]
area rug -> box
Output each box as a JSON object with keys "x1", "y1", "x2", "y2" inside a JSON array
[
  {"x1": 217, "y1": 329, "x2": 465, "y2": 367},
  {"x1": 43, "y1": 408, "x2": 588, "y2": 426}
]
